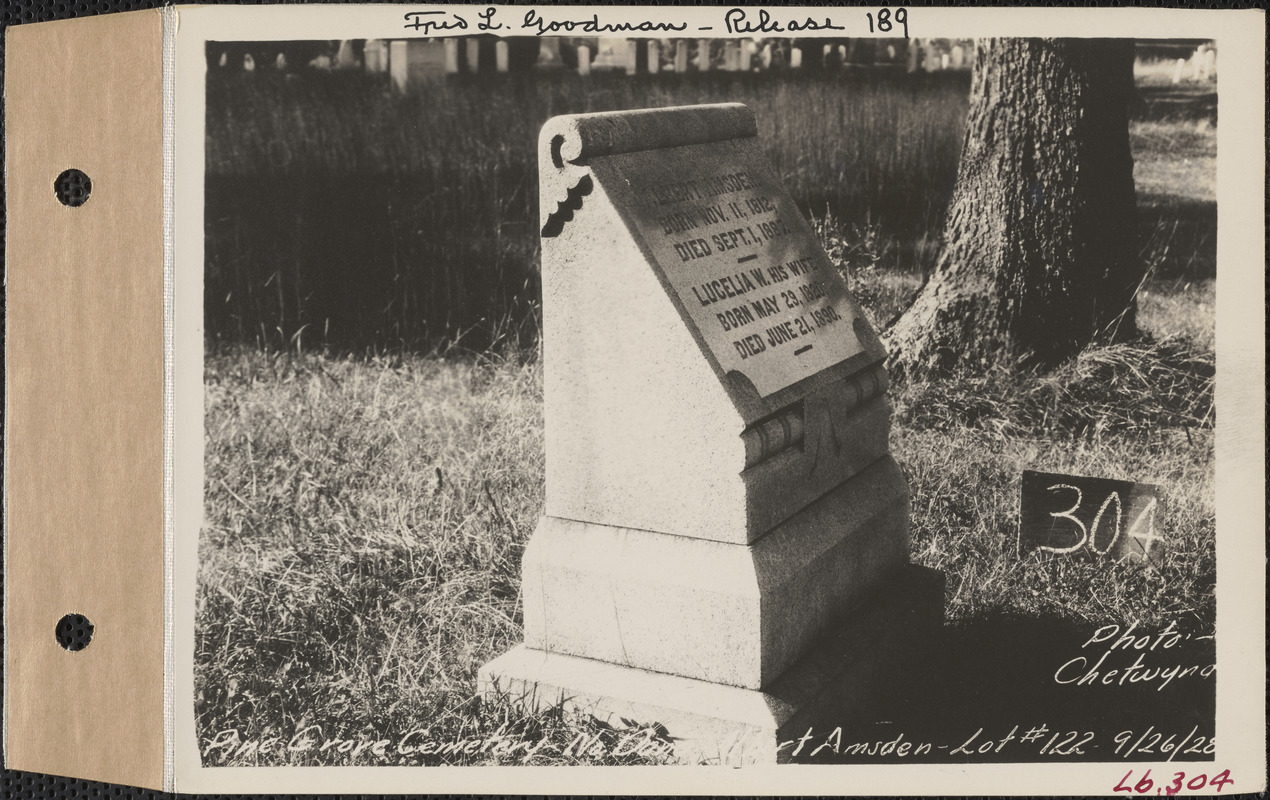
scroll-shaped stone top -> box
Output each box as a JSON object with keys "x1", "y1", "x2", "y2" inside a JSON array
[
  {"x1": 539, "y1": 103, "x2": 885, "y2": 412},
  {"x1": 544, "y1": 102, "x2": 756, "y2": 167},
  {"x1": 539, "y1": 103, "x2": 760, "y2": 234}
]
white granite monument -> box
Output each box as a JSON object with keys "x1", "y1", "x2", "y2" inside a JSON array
[{"x1": 479, "y1": 103, "x2": 943, "y2": 764}]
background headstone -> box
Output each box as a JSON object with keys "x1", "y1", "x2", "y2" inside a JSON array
[
  {"x1": 536, "y1": 38, "x2": 564, "y2": 70},
  {"x1": 334, "y1": 39, "x2": 357, "y2": 70},
  {"x1": 389, "y1": 39, "x2": 407, "y2": 92},
  {"x1": 363, "y1": 39, "x2": 386, "y2": 73},
  {"x1": 674, "y1": 40, "x2": 689, "y2": 73},
  {"x1": 442, "y1": 39, "x2": 458, "y2": 74},
  {"x1": 925, "y1": 41, "x2": 941, "y2": 70},
  {"x1": 591, "y1": 38, "x2": 627, "y2": 71}
]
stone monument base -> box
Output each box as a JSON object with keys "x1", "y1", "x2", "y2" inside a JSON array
[{"x1": 479, "y1": 563, "x2": 944, "y2": 765}]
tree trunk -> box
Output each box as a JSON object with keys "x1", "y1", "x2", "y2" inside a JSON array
[{"x1": 885, "y1": 38, "x2": 1142, "y2": 379}]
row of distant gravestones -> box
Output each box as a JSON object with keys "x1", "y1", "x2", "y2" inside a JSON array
[
  {"x1": 1172, "y1": 44, "x2": 1217, "y2": 83},
  {"x1": 206, "y1": 37, "x2": 972, "y2": 79}
]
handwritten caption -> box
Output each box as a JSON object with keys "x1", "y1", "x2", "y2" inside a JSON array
[
  {"x1": 1052, "y1": 621, "x2": 1215, "y2": 692},
  {"x1": 1114, "y1": 768, "x2": 1233, "y2": 794},
  {"x1": 202, "y1": 722, "x2": 678, "y2": 764},
  {"x1": 203, "y1": 719, "x2": 1218, "y2": 766},
  {"x1": 778, "y1": 724, "x2": 1214, "y2": 761},
  {"x1": 403, "y1": 7, "x2": 911, "y2": 38}
]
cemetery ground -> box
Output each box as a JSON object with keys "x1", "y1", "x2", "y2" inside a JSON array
[{"x1": 197, "y1": 67, "x2": 1216, "y2": 766}]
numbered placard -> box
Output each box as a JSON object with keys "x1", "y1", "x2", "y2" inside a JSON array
[{"x1": 1019, "y1": 470, "x2": 1165, "y2": 566}]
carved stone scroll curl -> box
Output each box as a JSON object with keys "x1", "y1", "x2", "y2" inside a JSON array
[{"x1": 538, "y1": 103, "x2": 759, "y2": 235}]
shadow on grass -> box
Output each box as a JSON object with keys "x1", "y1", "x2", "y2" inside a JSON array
[{"x1": 799, "y1": 609, "x2": 1215, "y2": 764}]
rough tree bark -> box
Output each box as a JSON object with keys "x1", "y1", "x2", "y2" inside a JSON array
[{"x1": 885, "y1": 38, "x2": 1143, "y2": 378}]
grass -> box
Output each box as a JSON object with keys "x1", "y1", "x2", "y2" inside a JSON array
[
  {"x1": 206, "y1": 60, "x2": 967, "y2": 351},
  {"x1": 198, "y1": 347, "x2": 691, "y2": 765},
  {"x1": 196, "y1": 331, "x2": 1215, "y2": 767},
  {"x1": 893, "y1": 340, "x2": 1215, "y2": 629},
  {"x1": 197, "y1": 63, "x2": 1217, "y2": 766}
]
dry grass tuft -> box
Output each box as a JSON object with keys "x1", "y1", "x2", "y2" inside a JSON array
[{"x1": 895, "y1": 337, "x2": 1214, "y2": 440}]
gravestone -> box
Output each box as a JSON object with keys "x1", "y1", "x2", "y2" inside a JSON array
[
  {"x1": 364, "y1": 40, "x2": 386, "y2": 73},
  {"x1": 1201, "y1": 48, "x2": 1215, "y2": 81},
  {"x1": 674, "y1": 40, "x2": 689, "y2": 73},
  {"x1": 924, "y1": 42, "x2": 941, "y2": 71},
  {"x1": 536, "y1": 38, "x2": 564, "y2": 70},
  {"x1": 409, "y1": 40, "x2": 447, "y2": 82},
  {"x1": 592, "y1": 38, "x2": 629, "y2": 71},
  {"x1": 389, "y1": 40, "x2": 408, "y2": 92},
  {"x1": 443, "y1": 39, "x2": 459, "y2": 74},
  {"x1": 390, "y1": 39, "x2": 448, "y2": 91},
  {"x1": 334, "y1": 39, "x2": 358, "y2": 70},
  {"x1": 479, "y1": 104, "x2": 943, "y2": 764}
]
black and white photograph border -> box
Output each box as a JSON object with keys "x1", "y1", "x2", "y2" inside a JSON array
[{"x1": 170, "y1": 4, "x2": 1265, "y2": 795}]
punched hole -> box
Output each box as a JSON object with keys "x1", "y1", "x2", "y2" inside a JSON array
[
  {"x1": 54, "y1": 169, "x2": 92, "y2": 207},
  {"x1": 55, "y1": 613, "x2": 94, "y2": 651}
]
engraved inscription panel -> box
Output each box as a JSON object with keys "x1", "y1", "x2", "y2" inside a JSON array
[{"x1": 596, "y1": 137, "x2": 867, "y2": 398}]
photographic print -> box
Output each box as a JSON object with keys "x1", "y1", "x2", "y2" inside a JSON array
[
  {"x1": 161, "y1": 5, "x2": 1262, "y2": 794},
  {"x1": 6, "y1": 4, "x2": 1255, "y2": 795},
  {"x1": 196, "y1": 29, "x2": 1219, "y2": 768}
]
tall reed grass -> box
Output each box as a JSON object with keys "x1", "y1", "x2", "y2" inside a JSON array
[{"x1": 205, "y1": 67, "x2": 969, "y2": 352}]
